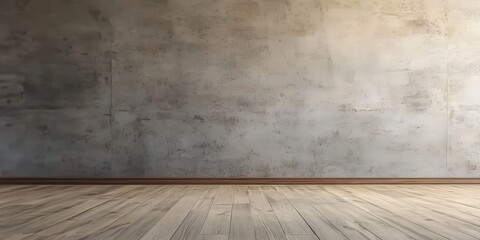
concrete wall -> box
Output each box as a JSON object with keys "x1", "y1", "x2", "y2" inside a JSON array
[{"x1": 1, "y1": 0, "x2": 479, "y2": 177}]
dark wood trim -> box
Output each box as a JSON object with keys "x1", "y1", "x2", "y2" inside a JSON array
[{"x1": 1, "y1": 178, "x2": 480, "y2": 185}]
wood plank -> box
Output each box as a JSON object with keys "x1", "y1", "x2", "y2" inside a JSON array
[
  {"x1": 263, "y1": 189, "x2": 314, "y2": 235},
  {"x1": 286, "y1": 235, "x2": 319, "y2": 240},
  {"x1": 233, "y1": 186, "x2": 249, "y2": 204},
  {"x1": 278, "y1": 186, "x2": 343, "y2": 240},
  {"x1": 140, "y1": 187, "x2": 207, "y2": 240},
  {"x1": 213, "y1": 186, "x2": 234, "y2": 205},
  {"x1": 330, "y1": 221, "x2": 380, "y2": 240},
  {"x1": 248, "y1": 186, "x2": 288, "y2": 240},
  {"x1": 229, "y1": 204, "x2": 255, "y2": 240},
  {"x1": 358, "y1": 221, "x2": 416, "y2": 240},
  {"x1": 3, "y1": 233, "x2": 33, "y2": 240},
  {"x1": 200, "y1": 204, "x2": 232, "y2": 235},
  {"x1": 170, "y1": 188, "x2": 216, "y2": 240},
  {"x1": 196, "y1": 235, "x2": 228, "y2": 240}
]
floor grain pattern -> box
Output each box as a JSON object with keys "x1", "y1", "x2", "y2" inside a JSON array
[{"x1": 0, "y1": 185, "x2": 479, "y2": 240}]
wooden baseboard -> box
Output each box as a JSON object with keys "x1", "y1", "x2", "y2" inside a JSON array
[{"x1": 1, "y1": 178, "x2": 480, "y2": 185}]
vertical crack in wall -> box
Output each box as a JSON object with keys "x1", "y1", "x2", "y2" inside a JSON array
[
  {"x1": 445, "y1": 0, "x2": 450, "y2": 176},
  {"x1": 109, "y1": 36, "x2": 114, "y2": 177}
]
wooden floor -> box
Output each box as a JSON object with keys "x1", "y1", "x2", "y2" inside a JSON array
[{"x1": 1, "y1": 185, "x2": 480, "y2": 240}]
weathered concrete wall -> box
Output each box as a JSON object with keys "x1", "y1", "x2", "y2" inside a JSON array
[{"x1": 1, "y1": 0, "x2": 479, "y2": 177}]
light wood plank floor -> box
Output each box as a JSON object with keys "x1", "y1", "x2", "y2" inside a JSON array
[{"x1": 0, "y1": 185, "x2": 480, "y2": 239}]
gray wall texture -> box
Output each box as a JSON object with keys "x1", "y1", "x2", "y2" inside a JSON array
[{"x1": 1, "y1": 0, "x2": 480, "y2": 177}]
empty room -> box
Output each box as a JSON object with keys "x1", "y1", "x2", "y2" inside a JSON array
[{"x1": 1, "y1": 0, "x2": 480, "y2": 239}]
